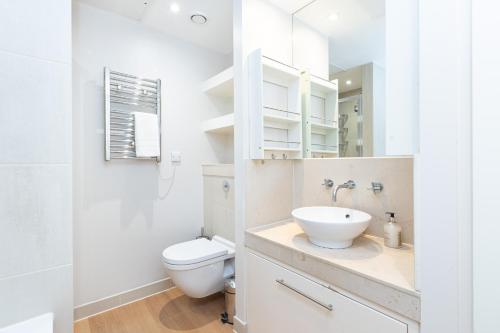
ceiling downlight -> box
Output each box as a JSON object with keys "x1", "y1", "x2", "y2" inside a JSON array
[{"x1": 191, "y1": 13, "x2": 208, "y2": 24}]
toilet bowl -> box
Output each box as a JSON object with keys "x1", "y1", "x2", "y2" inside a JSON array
[{"x1": 161, "y1": 235, "x2": 235, "y2": 298}]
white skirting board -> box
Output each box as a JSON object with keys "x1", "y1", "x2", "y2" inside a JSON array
[
  {"x1": 74, "y1": 278, "x2": 174, "y2": 321},
  {"x1": 232, "y1": 315, "x2": 247, "y2": 333}
]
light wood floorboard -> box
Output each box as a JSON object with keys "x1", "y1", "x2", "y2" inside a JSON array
[{"x1": 74, "y1": 288, "x2": 233, "y2": 333}]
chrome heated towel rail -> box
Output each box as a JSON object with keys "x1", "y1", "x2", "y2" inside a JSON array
[{"x1": 104, "y1": 67, "x2": 161, "y2": 162}]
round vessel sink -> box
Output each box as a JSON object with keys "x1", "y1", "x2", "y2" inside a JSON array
[{"x1": 292, "y1": 206, "x2": 371, "y2": 249}]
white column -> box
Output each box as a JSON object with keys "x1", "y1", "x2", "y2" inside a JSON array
[{"x1": 472, "y1": 1, "x2": 500, "y2": 331}]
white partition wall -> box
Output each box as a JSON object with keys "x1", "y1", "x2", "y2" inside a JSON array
[
  {"x1": 472, "y1": 0, "x2": 500, "y2": 331},
  {"x1": 0, "y1": 1, "x2": 73, "y2": 332},
  {"x1": 418, "y1": 0, "x2": 473, "y2": 332}
]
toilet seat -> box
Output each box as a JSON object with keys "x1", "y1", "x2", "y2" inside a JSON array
[{"x1": 162, "y1": 236, "x2": 235, "y2": 271}]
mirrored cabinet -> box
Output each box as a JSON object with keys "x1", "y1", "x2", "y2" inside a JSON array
[
  {"x1": 302, "y1": 74, "x2": 339, "y2": 158},
  {"x1": 249, "y1": 49, "x2": 303, "y2": 160},
  {"x1": 248, "y1": 49, "x2": 340, "y2": 160}
]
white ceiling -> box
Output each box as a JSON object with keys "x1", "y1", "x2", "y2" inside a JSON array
[
  {"x1": 294, "y1": 0, "x2": 385, "y2": 70},
  {"x1": 78, "y1": 0, "x2": 233, "y2": 54},
  {"x1": 267, "y1": 0, "x2": 316, "y2": 14},
  {"x1": 77, "y1": 0, "x2": 384, "y2": 68}
]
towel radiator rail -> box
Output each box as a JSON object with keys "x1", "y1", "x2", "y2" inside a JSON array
[{"x1": 104, "y1": 67, "x2": 161, "y2": 162}]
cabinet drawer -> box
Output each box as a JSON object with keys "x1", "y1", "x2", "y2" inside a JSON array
[{"x1": 247, "y1": 252, "x2": 407, "y2": 333}]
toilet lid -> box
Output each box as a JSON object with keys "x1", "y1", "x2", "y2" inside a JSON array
[{"x1": 162, "y1": 238, "x2": 228, "y2": 265}]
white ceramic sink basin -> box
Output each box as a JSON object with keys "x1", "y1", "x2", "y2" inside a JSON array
[{"x1": 292, "y1": 206, "x2": 371, "y2": 249}]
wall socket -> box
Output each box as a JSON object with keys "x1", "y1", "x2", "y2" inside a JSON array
[{"x1": 170, "y1": 151, "x2": 181, "y2": 164}]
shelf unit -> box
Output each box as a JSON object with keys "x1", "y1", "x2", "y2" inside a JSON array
[
  {"x1": 201, "y1": 66, "x2": 235, "y2": 164},
  {"x1": 302, "y1": 73, "x2": 339, "y2": 158},
  {"x1": 249, "y1": 49, "x2": 303, "y2": 159},
  {"x1": 201, "y1": 66, "x2": 234, "y2": 98},
  {"x1": 201, "y1": 113, "x2": 234, "y2": 134},
  {"x1": 201, "y1": 66, "x2": 235, "y2": 135}
]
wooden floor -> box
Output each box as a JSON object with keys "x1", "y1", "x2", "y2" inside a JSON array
[{"x1": 74, "y1": 288, "x2": 233, "y2": 333}]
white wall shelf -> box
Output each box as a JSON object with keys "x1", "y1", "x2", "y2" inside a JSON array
[
  {"x1": 201, "y1": 66, "x2": 234, "y2": 98},
  {"x1": 311, "y1": 122, "x2": 336, "y2": 130},
  {"x1": 201, "y1": 66, "x2": 234, "y2": 164},
  {"x1": 263, "y1": 113, "x2": 301, "y2": 124},
  {"x1": 262, "y1": 146, "x2": 302, "y2": 152},
  {"x1": 302, "y1": 73, "x2": 339, "y2": 158},
  {"x1": 201, "y1": 113, "x2": 234, "y2": 134},
  {"x1": 311, "y1": 149, "x2": 337, "y2": 154},
  {"x1": 249, "y1": 49, "x2": 303, "y2": 160}
]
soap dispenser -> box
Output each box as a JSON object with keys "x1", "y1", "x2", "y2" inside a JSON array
[{"x1": 384, "y1": 212, "x2": 402, "y2": 248}]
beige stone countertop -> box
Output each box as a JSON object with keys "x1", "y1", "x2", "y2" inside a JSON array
[{"x1": 246, "y1": 220, "x2": 421, "y2": 321}]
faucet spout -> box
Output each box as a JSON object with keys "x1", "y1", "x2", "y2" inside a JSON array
[{"x1": 332, "y1": 180, "x2": 356, "y2": 202}]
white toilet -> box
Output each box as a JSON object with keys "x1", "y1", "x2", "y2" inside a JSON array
[{"x1": 161, "y1": 235, "x2": 235, "y2": 298}]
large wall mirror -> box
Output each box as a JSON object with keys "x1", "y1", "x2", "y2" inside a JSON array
[{"x1": 292, "y1": 0, "x2": 417, "y2": 158}]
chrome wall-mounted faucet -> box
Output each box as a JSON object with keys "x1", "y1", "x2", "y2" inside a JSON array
[
  {"x1": 322, "y1": 179, "x2": 334, "y2": 189},
  {"x1": 332, "y1": 180, "x2": 356, "y2": 202}
]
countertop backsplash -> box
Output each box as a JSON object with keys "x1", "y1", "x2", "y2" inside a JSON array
[{"x1": 293, "y1": 157, "x2": 414, "y2": 244}]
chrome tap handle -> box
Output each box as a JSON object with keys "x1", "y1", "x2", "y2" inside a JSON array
[
  {"x1": 367, "y1": 182, "x2": 383, "y2": 194},
  {"x1": 322, "y1": 179, "x2": 334, "y2": 189},
  {"x1": 345, "y1": 180, "x2": 356, "y2": 189}
]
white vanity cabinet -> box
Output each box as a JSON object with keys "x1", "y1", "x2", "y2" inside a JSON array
[{"x1": 246, "y1": 252, "x2": 409, "y2": 333}]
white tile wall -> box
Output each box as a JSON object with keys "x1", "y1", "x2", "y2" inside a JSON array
[
  {"x1": 0, "y1": 0, "x2": 71, "y2": 63},
  {"x1": 0, "y1": 166, "x2": 72, "y2": 278},
  {"x1": 0, "y1": 265, "x2": 73, "y2": 332},
  {"x1": 0, "y1": 1, "x2": 72, "y2": 332},
  {"x1": 0, "y1": 52, "x2": 71, "y2": 164}
]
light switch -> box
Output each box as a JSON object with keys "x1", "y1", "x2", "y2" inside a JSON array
[{"x1": 170, "y1": 151, "x2": 182, "y2": 164}]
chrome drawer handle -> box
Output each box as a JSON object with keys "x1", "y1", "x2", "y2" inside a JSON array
[{"x1": 275, "y1": 279, "x2": 333, "y2": 311}]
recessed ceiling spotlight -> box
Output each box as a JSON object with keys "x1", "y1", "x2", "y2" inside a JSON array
[
  {"x1": 329, "y1": 12, "x2": 339, "y2": 21},
  {"x1": 170, "y1": 2, "x2": 180, "y2": 14},
  {"x1": 346, "y1": 80, "x2": 352, "y2": 85},
  {"x1": 191, "y1": 13, "x2": 208, "y2": 24}
]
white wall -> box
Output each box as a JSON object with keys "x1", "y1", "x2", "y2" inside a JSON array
[
  {"x1": 292, "y1": 18, "x2": 330, "y2": 80},
  {"x1": 245, "y1": 0, "x2": 330, "y2": 79},
  {"x1": 0, "y1": 1, "x2": 73, "y2": 332},
  {"x1": 245, "y1": 0, "x2": 293, "y2": 65},
  {"x1": 472, "y1": 1, "x2": 500, "y2": 331},
  {"x1": 72, "y1": 3, "x2": 231, "y2": 307},
  {"x1": 233, "y1": 0, "x2": 249, "y2": 328},
  {"x1": 418, "y1": 0, "x2": 473, "y2": 331}
]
